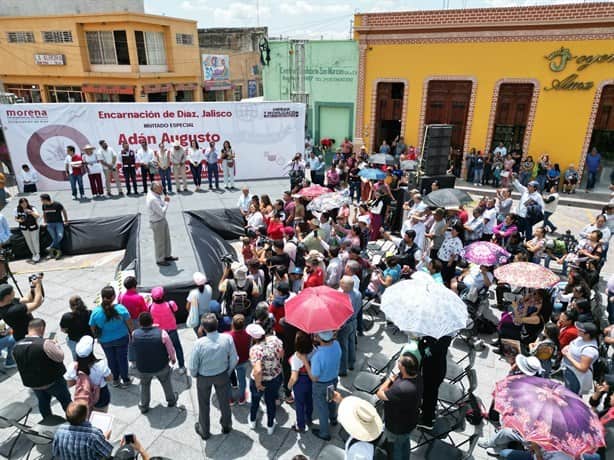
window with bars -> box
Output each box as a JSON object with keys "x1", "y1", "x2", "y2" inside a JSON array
[
  {"x1": 135, "y1": 31, "x2": 167, "y2": 65},
  {"x1": 175, "y1": 33, "x2": 193, "y2": 45},
  {"x1": 85, "y1": 31, "x2": 130, "y2": 65},
  {"x1": 42, "y1": 31, "x2": 73, "y2": 43},
  {"x1": 7, "y1": 32, "x2": 35, "y2": 43}
]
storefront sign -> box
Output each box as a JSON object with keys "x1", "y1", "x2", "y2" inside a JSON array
[
  {"x1": 174, "y1": 83, "x2": 198, "y2": 91},
  {"x1": 34, "y1": 54, "x2": 65, "y2": 65},
  {"x1": 542, "y1": 47, "x2": 612, "y2": 91},
  {"x1": 0, "y1": 102, "x2": 305, "y2": 190},
  {"x1": 82, "y1": 85, "x2": 134, "y2": 95},
  {"x1": 143, "y1": 84, "x2": 172, "y2": 94}
]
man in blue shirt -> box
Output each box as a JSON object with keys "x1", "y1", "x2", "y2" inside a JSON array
[
  {"x1": 52, "y1": 402, "x2": 113, "y2": 460},
  {"x1": 0, "y1": 213, "x2": 11, "y2": 245},
  {"x1": 204, "y1": 141, "x2": 220, "y2": 190},
  {"x1": 189, "y1": 313, "x2": 238, "y2": 440},
  {"x1": 310, "y1": 330, "x2": 342, "y2": 440},
  {"x1": 585, "y1": 147, "x2": 602, "y2": 192},
  {"x1": 337, "y1": 276, "x2": 361, "y2": 376},
  {"x1": 308, "y1": 151, "x2": 325, "y2": 186}
]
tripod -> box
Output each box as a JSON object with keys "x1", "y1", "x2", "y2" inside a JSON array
[{"x1": 0, "y1": 256, "x2": 23, "y2": 297}]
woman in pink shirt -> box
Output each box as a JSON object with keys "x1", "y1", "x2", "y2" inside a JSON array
[
  {"x1": 118, "y1": 276, "x2": 147, "y2": 326},
  {"x1": 148, "y1": 286, "x2": 186, "y2": 374}
]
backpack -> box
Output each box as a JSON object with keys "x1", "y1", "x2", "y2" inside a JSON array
[
  {"x1": 464, "y1": 393, "x2": 486, "y2": 426},
  {"x1": 74, "y1": 370, "x2": 100, "y2": 414},
  {"x1": 289, "y1": 241, "x2": 306, "y2": 268},
  {"x1": 226, "y1": 279, "x2": 253, "y2": 316},
  {"x1": 525, "y1": 200, "x2": 543, "y2": 226}
]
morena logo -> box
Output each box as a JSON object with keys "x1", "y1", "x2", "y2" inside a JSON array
[
  {"x1": 6, "y1": 109, "x2": 48, "y2": 118},
  {"x1": 27, "y1": 125, "x2": 90, "y2": 182}
]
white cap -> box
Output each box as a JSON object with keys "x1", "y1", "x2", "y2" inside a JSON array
[{"x1": 76, "y1": 335, "x2": 94, "y2": 358}]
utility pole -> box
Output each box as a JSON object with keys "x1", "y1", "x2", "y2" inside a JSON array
[{"x1": 256, "y1": 0, "x2": 260, "y2": 27}]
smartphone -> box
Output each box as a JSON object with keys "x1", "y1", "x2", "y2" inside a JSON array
[
  {"x1": 326, "y1": 385, "x2": 335, "y2": 403},
  {"x1": 503, "y1": 292, "x2": 520, "y2": 303},
  {"x1": 123, "y1": 433, "x2": 134, "y2": 445},
  {"x1": 48, "y1": 332, "x2": 56, "y2": 340}
]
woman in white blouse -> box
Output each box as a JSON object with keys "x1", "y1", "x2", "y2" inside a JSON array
[
  {"x1": 221, "y1": 140, "x2": 236, "y2": 190},
  {"x1": 437, "y1": 223, "x2": 465, "y2": 286},
  {"x1": 246, "y1": 202, "x2": 264, "y2": 231},
  {"x1": 187, "y1": 139, "x2": 204, "y2": 191}
]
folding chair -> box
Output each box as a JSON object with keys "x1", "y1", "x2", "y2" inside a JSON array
[
  {"x1": 0, "y1": 402, "x2": 32, "y2": 458},
  {"x1": 412, "y1": 404, "x2": 469, "y2": 450},
  {"x1": 425, "y1": 433, "x2": 479, "y2": 460},
  {"x1": 353, "y1": 355, "x2": 397, "y2": 394},
  {"x1": 445, "y1": 347, "x2": 475, "y2": 384},
  {"x1": 438, "y1": 369, "x2": 478, "y2": 414},
  {"x1": 366, "y1": 347, "x2": 403, "y2": 374}
]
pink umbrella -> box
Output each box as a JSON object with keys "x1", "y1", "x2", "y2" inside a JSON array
[
  {"x1": 285, "y1": 286, "x2": 354, "y2": 333},
  {"x1": 296, "y1": 184, "x2": 330, "y2": 199},
  {"x1": 494, "y1": 375, "x2": 605, "y2": 458},
  {"x1": 494, "y1": 262, "x2": 559, "y2": 289},
  {"x1": 461, "y1": 241, "x2": 510, "y2": 266}
]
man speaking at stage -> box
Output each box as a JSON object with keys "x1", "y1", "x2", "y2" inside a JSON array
[{"x1": 146, "y1": 181, "x2": 178, "y2": 267}]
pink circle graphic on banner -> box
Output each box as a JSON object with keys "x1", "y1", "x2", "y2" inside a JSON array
[{"x1": 26, "y1": 125, "x2": 91, "y2": 182}]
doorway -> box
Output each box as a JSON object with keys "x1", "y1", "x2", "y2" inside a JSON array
[
  {"x1": 491, "y1": 83, "x2": 534, "y2": 152},
  {"x1": 424, "y1": 81, "x2": 472, "y2": 152},
  {"x1": 374, "y1": 82, "x2": 404, "y2": 151},
  {"x1": 586, "y1": 84, "x2": 614, "y2": 192}
]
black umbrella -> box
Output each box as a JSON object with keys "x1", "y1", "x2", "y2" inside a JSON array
[{"x1": 423, "y1": 189, "x2": 473, "y2": 208}]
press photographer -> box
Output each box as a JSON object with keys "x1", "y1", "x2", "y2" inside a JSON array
[{"x1": 0, "y1": 274, "x2": 44, "y2": 342}]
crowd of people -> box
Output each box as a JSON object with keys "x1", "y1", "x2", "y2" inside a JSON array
[{"x1": 0, "y1": 137, "x2": 613, "y2": 460}]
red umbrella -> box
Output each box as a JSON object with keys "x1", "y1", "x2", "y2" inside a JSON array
[
  {"x1": 296, "y1": 184, "x2": 330, "y2": 199},
  {"x1": 285, "y1": 286, "x2": 354, "y2": 333}
]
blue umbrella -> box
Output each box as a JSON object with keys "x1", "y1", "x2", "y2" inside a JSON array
[{"x1": 358, "y1": 168, "x2": 386, "y2": 180}]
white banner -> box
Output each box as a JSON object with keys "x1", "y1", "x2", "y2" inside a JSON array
[{"x1": 0, "y1": 102, "x2": 305, "y2": 191}]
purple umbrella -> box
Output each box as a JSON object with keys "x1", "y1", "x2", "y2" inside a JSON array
[
  {"x1": 494, "y1": 375, "x2": 604, "y2": 458},
  {"x1": 461, "y1": 241, "x2": 510, "y2": 266}
]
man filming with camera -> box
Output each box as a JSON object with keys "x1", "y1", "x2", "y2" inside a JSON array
[{"x1": 0, "y1": 276, "x2": 44, "y2": 342}]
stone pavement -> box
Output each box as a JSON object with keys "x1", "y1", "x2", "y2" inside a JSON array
[{"x1": 0, "y1": 180, "x2": 611, "y2": 459}]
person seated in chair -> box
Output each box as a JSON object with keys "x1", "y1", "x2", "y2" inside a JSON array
[{"x1": 451, "y1": 264, "x2": 493, "y2": 296}]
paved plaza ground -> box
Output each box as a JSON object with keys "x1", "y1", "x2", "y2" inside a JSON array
[{"x1": 0, "y1": 179, "x2": 611, "y2": 459}]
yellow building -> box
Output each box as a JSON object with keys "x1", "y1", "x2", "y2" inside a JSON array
[
  {"x1": 0, "y1": 12, "x2": 203, "y2": 103},
  {"x1": 354, "y1": 2, "x2": 614, "y2": 190}
]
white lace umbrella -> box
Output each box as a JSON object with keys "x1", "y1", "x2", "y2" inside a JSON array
[{"x1": 381, "y1": 274, "x2": 468, "y2": 338}]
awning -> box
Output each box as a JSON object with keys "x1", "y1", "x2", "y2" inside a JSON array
[
  {"x1": 82, "y1": 84, "x2": 134, "y2": 95},
  {"x1": 142, "y1": 83, "x2": 173, "y2": 94},
  {"x1": 174, "y1": 83, "x2": 198, "y2": 91}
]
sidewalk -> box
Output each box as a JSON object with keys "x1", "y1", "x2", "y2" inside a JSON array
[{"x1": 455, "y1": 178, "x2": 610, "y2": 210}]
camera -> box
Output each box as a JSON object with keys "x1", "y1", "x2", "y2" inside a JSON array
[
  {"x1": 0, "y1": 246, "x2": 13, "y2": 261},
  {"x1": 221, "y1": 254, "x2": 234, "y2": 265},
  {"x1": 28, "y1": 272, "x2": 43, "y2": 284}
]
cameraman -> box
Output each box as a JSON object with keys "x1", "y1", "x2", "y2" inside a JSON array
[{"x1": 0, "y1": 277, "x2": 44, "y2": 342}]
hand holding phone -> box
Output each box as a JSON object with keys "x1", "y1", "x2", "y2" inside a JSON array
[
  {"x1": 326, "y1": 384, "x2": 335, "y2": 403},
  {"x1": 123, "y1": 433, "x2": 135, "y2": 445}
]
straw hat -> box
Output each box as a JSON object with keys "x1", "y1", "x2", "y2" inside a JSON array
[
  {"x1": 338, "y1": 396, "x2": 383, "y2": 442},
  {"x1": 515, "y1": 355, "x2": 543, "y2": 376}
]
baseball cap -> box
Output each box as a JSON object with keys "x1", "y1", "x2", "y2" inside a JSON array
[
  {"x1": 233, "y1": 265, "x2": 248, "y2": 281},
  {"x1": 317, "y1": 330, "x2": 334, "y2": 341},
  {"x1": 575, "y1": 321, "x2": 598, "y2": 335},
  {"x1": 283, "y1": 226, "x2": 295, "y2": 237},
  {"x1": 76, "y1": 336, "x2": 94, "y2": 358},
  {"x1": 528, "y1": 180, "x2": 540, "y2": 187},
  {"x1": 151, "y1": 286, "x2": 164, "y2": 301},
  {"x1": 193, "y1": 272, "x2": 207, "y2": 286}
]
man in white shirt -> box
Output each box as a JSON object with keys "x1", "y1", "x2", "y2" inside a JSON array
[
  {"x1": 493, "y1": 142, "x2": 507, "y2": 157},
  {"x1": 146, "y1": 181, "x2": 177, "y2": 267},
  {"x1": 136, "y1": 141, "x2": 155, "y2": 194},
  {"x1": 513, "y1": 178, "x2": 545, "y2": 239},
  {"x1": 171, "y1": 141, "x2": 188, "y2": 192},
  {"x1": 464, "y1": 208, "x2": 484, "y2": 242},
  {"x1": 482, "y1": 198, "x2": 497, "y2": 241},
  {"x1": 19, "y1": 164, "x2": 38, "y2": 193},
  {"x1": 237, "y1": 186, "x2": 251, "y2": 216},
  {"x1": 401, "y1": 214, "x2": 426, "y2": 251},
  {"x1": 97, "y1": 140, "x2": 123, "y2": 197}
]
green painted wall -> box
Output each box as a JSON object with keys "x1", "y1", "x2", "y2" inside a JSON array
[{"x1": 263, "y1": 40, "x2": 358, "y2": 143}]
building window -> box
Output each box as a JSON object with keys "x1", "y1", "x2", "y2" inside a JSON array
[
  {"x1": 175, "y1": 90, "x2": 194, "y2": 102},
  {"x1": 135, "y1": 31, "x2": 167, "y2": 65},
  {"x1": 233, "y1": 85, "x2": 243, "y2": 101},
  {"x1": 7, "y1": 32, "x2": 35, "y2": 43},
  {"x1": 175, "y1": 33, "x2": 193, "y2": 45},
  {"x1": 85, "y1": 30, "x2": 130, "y2": 65},
  {"x1": 47, "y1": 86, "x2": 84, "y2": 103},
  {"x1": 5, "y1": 84, "x2": 41, "y2": 103},
  {"x1": 42, "y1": 31, "x2": 73, "y2": 43}
]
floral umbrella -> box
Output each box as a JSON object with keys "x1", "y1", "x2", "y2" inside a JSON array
[
  {"x1": 494, "y1": 375, "x2": 605, "y2": 458},
  {"x1": 380, "y1": 275, "x2": 468, "y2": 338},
  {"x1": 296, "y1": 184, "x2": 331, "y2": 199},
  {"x1": 462, "y1": 241, "x2": 510, "y2": 266},
  {"x1": 494, "y1": 262, "x2": 559, "y2": 289},
  {"x1": 307, "y1": 191, "x2": 352, "y2": 213}
]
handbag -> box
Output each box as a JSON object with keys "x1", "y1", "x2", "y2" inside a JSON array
[{"x1": 186, "y1": 301, "x2": 200, "y2": 329}]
